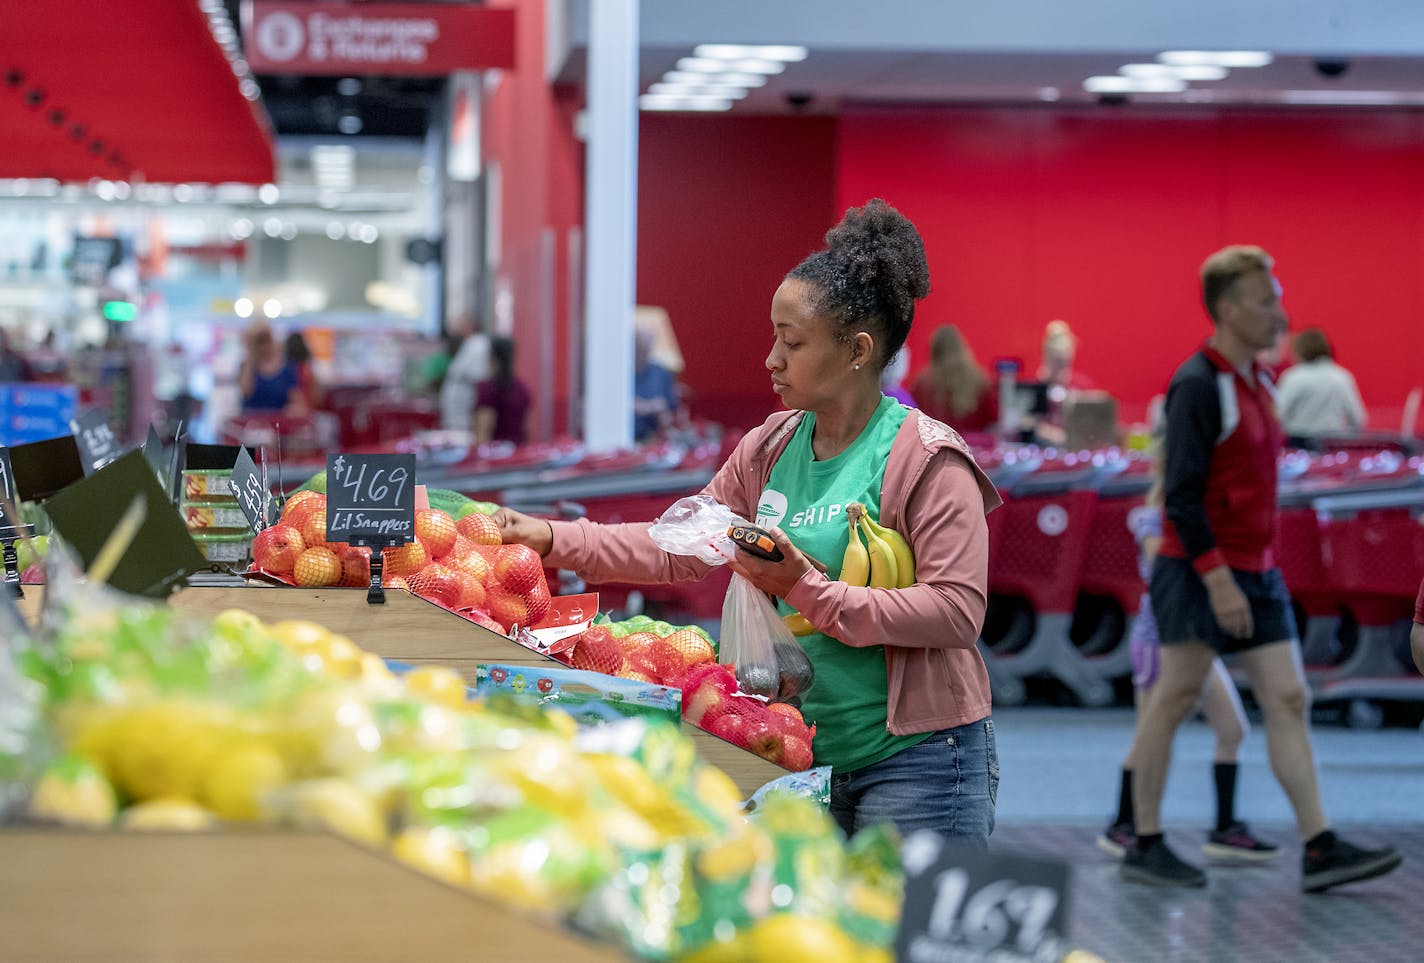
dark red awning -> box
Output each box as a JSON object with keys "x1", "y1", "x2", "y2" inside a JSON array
[{"x1": 0, "y1": 0, "x2": 276, "y2": 184}]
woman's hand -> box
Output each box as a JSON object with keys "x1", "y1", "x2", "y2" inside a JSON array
[
  {"x1": 491, "y1": 506, "x2": 554, "y2": 557},
  {"x1": 726, "y1": 526, "x2": 814, "y2": 599}
]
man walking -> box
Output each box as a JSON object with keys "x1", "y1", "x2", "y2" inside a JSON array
[{"x1": 1122, "y1": 245, "x2": 1402, "y2": 893}]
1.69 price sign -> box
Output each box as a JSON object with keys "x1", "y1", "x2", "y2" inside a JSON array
[
  {"x1": 896, "y1": 831, "x2": 1070, "y2": 963},
  {"x1": 325, "y1": 453, "x2": 416, "y2": 547}
]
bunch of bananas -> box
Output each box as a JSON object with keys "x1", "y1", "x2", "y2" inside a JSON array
[{"x1": 784, "y1": 503, "x2": 917, "y2": 636}]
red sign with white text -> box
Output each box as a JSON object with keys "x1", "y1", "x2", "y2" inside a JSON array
[{"x1": 244, "y1": 2, "x2": 515, "y2": 75}]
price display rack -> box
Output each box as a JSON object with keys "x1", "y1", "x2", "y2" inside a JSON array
[{"x1": 326, "y1": 453, "x2": 416, "y2": 604}]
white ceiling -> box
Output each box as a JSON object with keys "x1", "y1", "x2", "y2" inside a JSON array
[{"x1": 554, "y1": 1, "x2": 1424, "y2": 112}]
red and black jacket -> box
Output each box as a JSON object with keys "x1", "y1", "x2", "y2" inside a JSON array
[{"x1": 1157, "y1": 344, "x2": 1282, "y2": 574}]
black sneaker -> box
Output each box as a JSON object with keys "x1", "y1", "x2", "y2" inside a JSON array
[
  {"x1": 1203, "y1": 822, "x2": 1279, "y2": 863},
  {"x1": 1096, "y1": 822, "x2": 1134, "y2": 859},
  {"x1": 1302, "y1": 836, "x2": 1402, "y2": 894},
  {"x1": 1122, "y1": 837, "x2": 1207, "y2": 888}
]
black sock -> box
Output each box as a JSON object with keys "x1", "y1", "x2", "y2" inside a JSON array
[
  {"x1": 1306, "y1": 830, "x2": 1336, "y2": 852},
  {"x1": 1136, "y1": 832, "x2": 1163, "y2": 852},
  {"x1": 1115, "y1": 768, "x2": 1134, "y2": 827},
  {"x1": 1213, "y1": 762, "x2": 1238, "y2": 831}
]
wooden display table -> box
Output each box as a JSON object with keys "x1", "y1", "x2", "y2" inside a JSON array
[
  {"x1": 0, "y1": 828, "x2": 625, "y2": 962},
  {"x1": 15, "y1": 584, "x2": 788, "y2": 797}
]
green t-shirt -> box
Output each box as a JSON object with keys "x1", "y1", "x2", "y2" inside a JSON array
[{"x1": 757, "y1": 395, "x2": 930, "y2": 772}]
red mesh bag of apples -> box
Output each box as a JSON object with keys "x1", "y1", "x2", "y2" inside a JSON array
[{"x1": 680, "y1": 662, "x2": 816, "y2": 772}]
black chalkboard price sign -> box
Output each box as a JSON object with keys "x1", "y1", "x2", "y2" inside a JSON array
[
  {"x1": 230, "y1": 447, "x2": 273, "y2": 533},
  {"x1": 0, "y1": 446, "x2": 16, "y2": 525},
  {"x1": 70, "y1": 409, "x2": 121, "y2": 476},
  {"x1": 895, "y1": 831, "x2": 1070, "y2": 963},
  {"x1": 326, "y1": 453, "x2": 415, "y2": 603}
]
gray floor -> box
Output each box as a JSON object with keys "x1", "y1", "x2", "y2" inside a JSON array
[{"x1": 990, "y1": 708, "x2": 1424, "y2": 962}]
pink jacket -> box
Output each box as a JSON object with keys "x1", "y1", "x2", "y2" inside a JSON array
[{"x1": 544, "y1": 407, "x2": 1003, "y2": 736}]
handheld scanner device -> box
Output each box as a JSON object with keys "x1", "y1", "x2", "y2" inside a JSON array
[{"x1": 727, "y1": 523, "x2": 784, "y2": 562}]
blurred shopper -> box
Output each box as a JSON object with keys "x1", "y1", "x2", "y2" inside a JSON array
[
  {"x1": 909, "y1": 324, "x2": 998, "y2": 432},
  {"x1": 633, "y1": 325, "x2": 679, "y2": 442},
  {"x1": 284, "y1": 331, "x2": 324, "y2": 412},
  {"x1": 1412, "y1": 575, "x2": 1424, "y2": 675},
  {"x1": 1030, "y1": 319, "x2": 1097, "y2": 446},
  {"x1": 0, "y1": 329, "x2": 35, "y2": 382},
  {"x1": 1276, "y1": 328, "x2": 1366, "y2": 441},
  {"x1": 474, "y1": 336, "x2": 530, "y2": 446},
  {"x1": 490, "y1": 199, "x2": 1003, "y2": 845},
  {"x1": 239, "y1": 320, "x2": 306, "y2": 415},
  {"x1": 1099, "y1": 432, "x2": 1276, "y2": 864},
  {"x1": 1121, "y1": 245, "x2": 1400, "y2": 892},
  {"x1": 439, "y1": 319, "x2": 491, "y2": 434}
]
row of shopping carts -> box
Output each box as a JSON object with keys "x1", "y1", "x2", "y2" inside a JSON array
[{"x1": 978, "y1": 443, "x2": 1424, "y2": 719}]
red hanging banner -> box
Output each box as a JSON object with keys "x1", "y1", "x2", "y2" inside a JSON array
[{"x1": 244, "y1": 2, "x2": 516, "y2": 75}]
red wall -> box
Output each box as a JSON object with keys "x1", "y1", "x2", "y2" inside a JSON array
[
  {"x1": 635, "y1": 106, "x2": 1424, "y2": 433},
  {"x1": 637, "y1": 114, "x2": 838, "y2": 430},
  {"x1": 837, "y1": 106, "x2": 1424, "y2": 427}
]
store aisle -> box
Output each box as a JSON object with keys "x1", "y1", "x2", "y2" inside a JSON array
[{"x1": 989, "y1": 708, "x2": 1422, "y2": 961}]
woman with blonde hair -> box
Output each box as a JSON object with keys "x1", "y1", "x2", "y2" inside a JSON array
[{"x1": 910, "y1": 324, "x2": 999, "y2": 432}]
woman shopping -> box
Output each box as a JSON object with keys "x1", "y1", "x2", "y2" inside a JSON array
[{"x1": 494, "y1": 199, "x2": 1002, "y2": 844}]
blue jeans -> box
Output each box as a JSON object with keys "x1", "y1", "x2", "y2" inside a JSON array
[{"x1": 829, "y1": 718, "x2": 999, "y2": 847}]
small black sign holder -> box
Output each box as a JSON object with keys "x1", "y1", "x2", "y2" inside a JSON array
[
  {"x1": 1, "y1": 524, "x2": 35, "y2": 598},
  {"x1": 367, "y1": 548, "x2": 386, "y2": 605}
]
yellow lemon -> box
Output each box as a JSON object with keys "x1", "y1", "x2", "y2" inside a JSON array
[
  {"x1": 678, "y1": 934, "x2": 752, "y2": 963},
  {"x1": 401, "y1": 665, "x2": 469, "y2": 709},
  {"x1": 202, "y1": 743, "x2": 288, "y2": 821},
  {"x1": 290, "y1": 779, "x2": 387, "y2": 846},
  {"x1": 212, "y1": 608, "x2": 265, "y2": 637},
  {"x1": 319, "y1": 636, "x2": 366, "y2": 680},
  {"x1": 746, "y1": 914, "x2": 857, "y2": 963},
  {"x1": 269, "y1": 620, "x2": 331, "y2": 650},
  {"x1": 390, "y1": 826, "x2": 472, "y2": 888},
  {"x1": 693, "y1": 765, "x2": 746, "y2": 823},
  {"x1": 120, "y1": 797, "x2": 217, "y2": 831},
  {"x1": 360, "y1": 653, "x2": 397, "y2": 689},
  {"x1": 27, "y1": 755, "x2": 118, "y2": 828}
]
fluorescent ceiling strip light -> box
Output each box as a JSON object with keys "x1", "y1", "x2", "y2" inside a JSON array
[
  {"x1": 639, "y1": 95, "x2": 733, "y2": 112},
  {"x1": 674, "y1": 56, "x2": 783, "y2": 75},
  {"x1": 693, "y1": 44, "x2": 807, "y2": 62},
  {"x1": 648, "y1": 83, "x2": 748, "y2": 99},
  {"x1": 1084, "y1": 75, "x2": 1187, "y2": 93},
  {"x1": 664, "y1": 70, "x2": 767, "y2": 87},
  {"x1": 1120, "y1": 63, "x2": 1228, "y2": 81},
  {"x1": 1158, "y1": 50, "x2": 1273, "y2": 68}
]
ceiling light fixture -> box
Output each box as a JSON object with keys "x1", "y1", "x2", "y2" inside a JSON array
[
  {"x1": 1158, "y1": 50, "x2": 1273, "y2": 68},
  {"x1": 648, "y1": 83, "x2": 748, "y2": 99},
  {"x1": 671, "y1": 56, "x2": 784, "y2": 75},
  {"x1": 1121, "y1": 63, "x2": 1229, "y2": 81},
  {"x1": 1084, "y1": 75, "x2": 1187, "y2": 94},
  {"x1": 693, "y1": 44, "x2": 807, "y2": 62},
  {"x1": 638, "y1": 94, "x2": 734, "y2": 112},
  {"x1": 663, "y1": 70, "x2": 766, "y2": 88}
]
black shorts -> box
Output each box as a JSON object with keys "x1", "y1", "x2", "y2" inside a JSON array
[{"x1": 1149, "y1": 555, "x2": 1298, "y2": 655}]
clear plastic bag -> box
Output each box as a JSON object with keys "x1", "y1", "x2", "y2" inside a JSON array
[
  {"x1": 647, "y1": 494, "x2": 739, "y2": 565},
  {"x1": 649, "y1": 496, "x2": 795, "y2": 699},
  {"x1": 720, "y1": 573, "x2": 794, "y2": 698}
]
